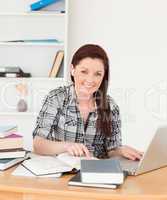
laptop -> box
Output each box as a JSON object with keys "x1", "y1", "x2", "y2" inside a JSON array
[{"x1": 119, "y1": 126, "x2": 167, "y2": 175}]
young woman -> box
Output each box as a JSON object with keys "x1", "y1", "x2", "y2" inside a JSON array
[{"x1": 33, "y1": 44, "x2": 142, "y2": 160}]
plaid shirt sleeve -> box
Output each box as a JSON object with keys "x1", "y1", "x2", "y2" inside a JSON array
[
  {"x1": 104, "y1": 97, "x2": 122, "y2": 151},
  {"x1": 32, "y1": 89, "x2": 63, "y2": 139}
]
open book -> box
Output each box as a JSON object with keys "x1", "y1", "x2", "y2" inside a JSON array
[{"x1": 21, "y1": 153, "x2": 96, "y2": 176}]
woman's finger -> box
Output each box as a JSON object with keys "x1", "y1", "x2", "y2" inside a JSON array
[
  {"x1": 81, "y1": 144, "x2": 91, "y2": 158},
  {"x1": 74, "y1": 144, "x2": 84, "y2": 156},
  {"x1": 71, "y1": 145, "x2": 81, "y2": 156}
]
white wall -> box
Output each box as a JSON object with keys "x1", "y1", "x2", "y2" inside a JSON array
[{"x1": 68, "y1": 0, "x2": 167, "y2": 150}]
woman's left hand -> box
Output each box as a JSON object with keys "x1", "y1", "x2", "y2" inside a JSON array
[{"x1": 117, "y1": 145, "x2": 143, "y2": 160}]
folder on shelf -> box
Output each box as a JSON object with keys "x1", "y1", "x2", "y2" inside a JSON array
[
  {"x1": 30, "y1": 0, "x2": 59, "y2": 11},
  {"x1": 4, "y1": 39, "x2": 62, "y2": 44},
  {"x1": 49, "y1": 50, "x2": 64, "y2": 77}
]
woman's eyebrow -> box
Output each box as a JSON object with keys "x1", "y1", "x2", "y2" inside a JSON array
[{"x1": 96, "y1": 70, "x2": 103, "y2": 73}]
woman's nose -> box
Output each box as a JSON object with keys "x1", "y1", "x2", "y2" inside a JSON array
[{"x1": 86, "y1": 74, "x2": 94, "y2": 82}]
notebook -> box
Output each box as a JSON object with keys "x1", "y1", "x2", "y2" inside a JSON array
[
  {"x1": 119, "y1": 126, "x2": 167, "y2": 175},
  {"x1": 68, "y1": 172, "x2": 118, "y2": 189}
]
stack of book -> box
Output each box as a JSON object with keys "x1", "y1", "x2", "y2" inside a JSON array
[
  {"x1": 0, "y1": 125, "x2": 27, "y2": 170},
  {"x1": 68, "y1": 159, "x2": 125, "y2": 189},
  {"x1": 0, "y1": 66, "x2": 31, "y2": 78}
]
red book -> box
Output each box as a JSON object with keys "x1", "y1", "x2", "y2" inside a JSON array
[{"x1": 5, "y1": 133, "x2": 22, "y2": 138}]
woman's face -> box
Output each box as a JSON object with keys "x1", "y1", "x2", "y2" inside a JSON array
[{"x1": 71, "y1": 57, "x2": 105, "y2": 98}]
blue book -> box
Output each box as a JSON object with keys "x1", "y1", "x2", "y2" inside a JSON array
[{"x1": 30, "y1": 0, "x2": 59, "y2": 11}]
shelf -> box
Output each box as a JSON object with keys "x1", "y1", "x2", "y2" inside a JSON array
[
  {"x1": 0, "y1": 11, "x2": 65, "y2": 17},
  {"x1": 0, "y1": 112, "x2": 38, "y2": 116},
  {"x1": 0, "y1": 42, "x2": 64, "y2": 47},
  {"x1": 0, "y1": 77, "x2": 65, "y2": 82},
  {"x1": 0, "y1": 0, "x2": 68, "y2": 120}
]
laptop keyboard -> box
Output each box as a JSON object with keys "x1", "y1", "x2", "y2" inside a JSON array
[{"x1": 119, "y1": 158, "x2": 139, "y2": 174}]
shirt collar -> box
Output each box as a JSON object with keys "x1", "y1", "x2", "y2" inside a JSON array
[
  {"x1": 68, "y1": 83, "x2": 77, "y2": 106},
  {"x1": 68, "y1": 83, "x2": 97, "y2": 114}
]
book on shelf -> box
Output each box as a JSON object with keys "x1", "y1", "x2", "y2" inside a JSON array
[
  {"x1": 0, "y1": 148, "x2": 27, "y2": 159},
  {"x1": 0, "y1": 125, "x2": 17, "y2": 138},
  {"x1": 0, "y1": 72, "x2": 31, "y2": 78},
  {"x1": 30, "y1": 0, "x2": 59, "y2": 11},
  {"x1": 0, "y1": 67, "x2": 31, "y2": 78},
  {"x1": 68, "y1": 172, "x2": 119, "y2": 189},
  {"x1": 21, "y1": 152, "x2": 96, "y2": 176},
  {"x1": 0, "y1": 66, "x2": 21, "y2": 73},
  {"x1": 0, "y1": 157, "x2": 27, "y2": 171},
  {"x1": 0, "y1": 133, "x2": 23, "y2": 150},
  {"x1": 80, "y1": 159, "x2": 124, "y2": 184},
  {"x1": 49, "y1": 50, "x2": 64, "y2": 77},
  {"x1": 56, "y1": 58, "x2": 64, "y2": 77}
]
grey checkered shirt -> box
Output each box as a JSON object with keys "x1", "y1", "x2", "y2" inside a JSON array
[{"x1": 33, "y1": 84, "x2": 122, "y2": 158}]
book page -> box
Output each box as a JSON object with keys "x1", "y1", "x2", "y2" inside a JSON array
[
  {"x1": 57, "y1": 153, "x2": 98, "y2": 170},
  {"x1": 12, "y1": 164, "x2": 62, "y2": 178},
  {"x1": 21, "y1": 154, "x2": 73, "y2": 176}
]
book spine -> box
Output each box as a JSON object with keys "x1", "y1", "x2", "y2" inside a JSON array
[{"x1": 30, "y1": 0, "x2": 57, "y2": 11}]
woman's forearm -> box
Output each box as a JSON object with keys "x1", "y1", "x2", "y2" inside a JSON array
[{"x1": 33, "y1": 136, "x2": 67, "y2": 156}]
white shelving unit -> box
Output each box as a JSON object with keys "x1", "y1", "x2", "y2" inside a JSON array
[{"x1": 0, "y1": 0, "x2": 69, "y2": 150}]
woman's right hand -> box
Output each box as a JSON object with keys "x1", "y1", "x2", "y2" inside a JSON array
[{"x1": 64, "y1": 142, "x2": 90, "y2": 158}]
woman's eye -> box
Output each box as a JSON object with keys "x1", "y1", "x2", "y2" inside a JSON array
[
  {"x1": 81, "y1": 70, "x2": 87, "y2": 74},
  {"x1": 96, "y1": 73, "x2": 102, "y2": 76}
]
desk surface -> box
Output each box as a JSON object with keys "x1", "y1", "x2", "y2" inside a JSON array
[{"x1": 0, "y1": 166, "x2": 167, "y2": 200}]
